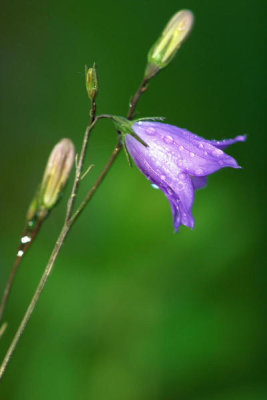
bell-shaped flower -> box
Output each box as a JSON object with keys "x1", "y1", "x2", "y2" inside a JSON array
[{"x1": 124, "y1": 121, "x2": 246, "y2": 231}]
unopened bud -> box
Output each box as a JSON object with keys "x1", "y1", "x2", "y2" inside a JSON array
[
  {"x1": 27, "y1": 138, "x2": 75, "y2": 221},
  {"x1": 40, "y1": 139, "x2": 75, "y2": 209},
  {"x1": 85, "y1": 64, "x2": 98, "y2": 102},
  {"x1": 145, "y1": 10, "x2": 194, "y2": 78}
]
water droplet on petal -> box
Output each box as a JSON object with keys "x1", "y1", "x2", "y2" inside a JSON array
[
  {"x1": 178, "y1": 173, "x2": 186, "y2": 180},
  {"x1": 151, "y1": 183, "x2": 159, "y2": 189},
  {"x1": 179, "y1": 145, "x2": 184, "y2": 151},
  {"x1": 17, "y1": 250, "x2": 24, "y2": 257},
  {"x1": 146, "y1": 127, "x2": 155, "y2": 135},
  {"x1": 178, "y1": 160, "x2": 183, "y2": 167},
  {"x1": 163, "y1": 135, "x2": 174, "y2": 144},
  {"x1": 199, "y1": 143, "x2": 204, "y2": 148},
  {"x1": 160, "y1": 174, "x2": 166, "y2": 180},
  {"x1": 190, "y1": 152, "x2": 195, "y2": 157},
  {"x1": 196, "y1": 168, "x2": 203, "y2": 175},
  {"x1": 167, "y1": 188, "x2": 173, "y2": 195},
  {"x1": 212, "y1": 148, "x2": 223, "y2": 157}
]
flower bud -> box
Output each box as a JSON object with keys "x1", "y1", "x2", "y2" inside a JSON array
[
  {"x1": 27, "y1": 139, "x2": 75, "y2": 221},
  {"x1": 145, "y1": 10, "x2": 194, "y2": 78},
  {"x1": 85, "y1": 64, "x2": 98, "y2": 102},
  {"x1": 40, "y1": 139, "x2": 75, "y2": 209}
]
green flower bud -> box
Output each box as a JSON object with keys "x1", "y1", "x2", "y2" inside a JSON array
[
  {"x1": 145, "y1": 10, "x2": 194, "y2": 78},
  {"x1": 85, "y1": 64, "x2": 98, "y2": 102},
  {"x1": 27, "y1": 138, "x2": 75, "y2": 221}
]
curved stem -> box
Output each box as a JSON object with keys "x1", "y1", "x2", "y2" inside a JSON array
[{"x1": 0, "y1": 77, "x2": 150, "y2": 381}]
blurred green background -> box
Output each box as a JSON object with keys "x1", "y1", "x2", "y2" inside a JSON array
[{"x1": 0, "y1": 0, "x2": 266, "y2": 398}]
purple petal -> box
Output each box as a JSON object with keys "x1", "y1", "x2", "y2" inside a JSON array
[
  {"x1": 132, "y1": 121, "x2": 242, "y2": 177},
  {"x1": 191, "y1": 176, "x2": 208, "y2": 190},
  {"x1": 125, "y1": 121, "x2": 246, "y2": 231},
  {"x1": 167, "y1": 171, "x2": 195, "y2": 230},
  {"x1": 125, "y1": 134, "x2": 195, "y2": 231},
  {"x1": 133, "y1": 122, "x2": 246, "y2": 151},
  {"x1": 208, "y1": 135, "x2": 247, "y2": 150}
]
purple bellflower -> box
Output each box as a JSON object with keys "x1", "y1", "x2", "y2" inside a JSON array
[{"x1": 124, "y1": 121, "x2": 246, "y2": 231}]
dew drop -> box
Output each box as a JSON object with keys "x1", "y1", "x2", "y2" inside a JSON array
[
  {"x1": 212, "y1": 148, "x2": 223, "y2": 157},
  {"x1": 163, "y1": 135, "x2": 174, "y2": 144},
  {"x1": 196, "y1": 168, "x2": 203, "y2": 175},
  {"x1": 146, "y1": 127, "x2": 155, "y2": 135},
  {"x1": 190, "y1": 152, "x2": 195, "y2": 157},
  {"x1": 160, "y1": 174, "x2": 166, "y2": 180},
  {"x1": 21, "y1": 235, "x2": 31, "y2": 244},
  {"x1": 17, "y1": 250, "x2": 24, "y2": 257},
  {"x1": 151, "y1": 183, "x2": 159, "y2": 189},
  {"x1": 199, "y1": 143, "x2": 204, "y2": 148},
  {"x1": 178, "y1": 173, "x2": 186, "y2": 180},
  {"x1": 178, "y1": 160, "x2": 183, "y2": 167},
  {"x1": 179, "y1": 145, "x2": 184, "y2": 151}
]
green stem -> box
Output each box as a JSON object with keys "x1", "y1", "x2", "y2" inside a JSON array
[
  {"x1": 0, "y1": 77, "x2": 150, "y2": 381},
  {"x1": 65, "y1": 103, "x2": 97, "y2": 222}
]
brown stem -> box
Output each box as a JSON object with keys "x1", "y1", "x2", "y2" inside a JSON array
[
  {"x1": 0, "y1": 220, "x2": 43, "y2": 323},
  {"x1": 65, "y1": 102, "x2": 97, "y2": 222},
  {"x1": 0, "y1": 222, "x2": 70, "y2": 380},
  {"x1": 127, "y1": 77, "x2": 149, "y2": 120},
  {"x1": 70, "y1": 140, "x2": 122, "y2": 224},
  {"x1": 0, "y1": 77, "x2": 151, "y2": 381}
]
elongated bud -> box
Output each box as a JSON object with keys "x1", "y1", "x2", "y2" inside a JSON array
[
  {"x1": 27, "y1": 138, "x2": 75, "y2": 221},
  {"x1": 145, "y1": 10, "x2": 194, "y2": 78},
  {"x1": 85, "y1": 64, "x2": 98, "y2": 102}
]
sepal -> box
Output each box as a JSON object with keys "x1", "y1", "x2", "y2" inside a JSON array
[{"x1": 112, "y1": 116, "x2": 148, "y2": 166}]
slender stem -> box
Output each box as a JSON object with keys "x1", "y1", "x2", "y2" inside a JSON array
[
  {"x1": 0, "y1": 221, "x2": 43, "y2": 324},
  {"x1": 0, "y1": 222, "x2": 70, "y2": 379},
  {"x1": 0, "y1": 77, "x2": 150, "y2": 381},
  {"x1": 127, "y1": 77, "x2": 149, "y2": 120},
  {"x1": 65, "y1": 102, "x2": 97, "y2": 222},
  {"x1": 0, "y1": 108, "x2": 104, "y2": 327},
  {"x1": 70, "y1": 140, "x2": 122, "y2": 224},
  {"x1": 0, "y1": 322, "x2": 7, "y2": 340}
]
